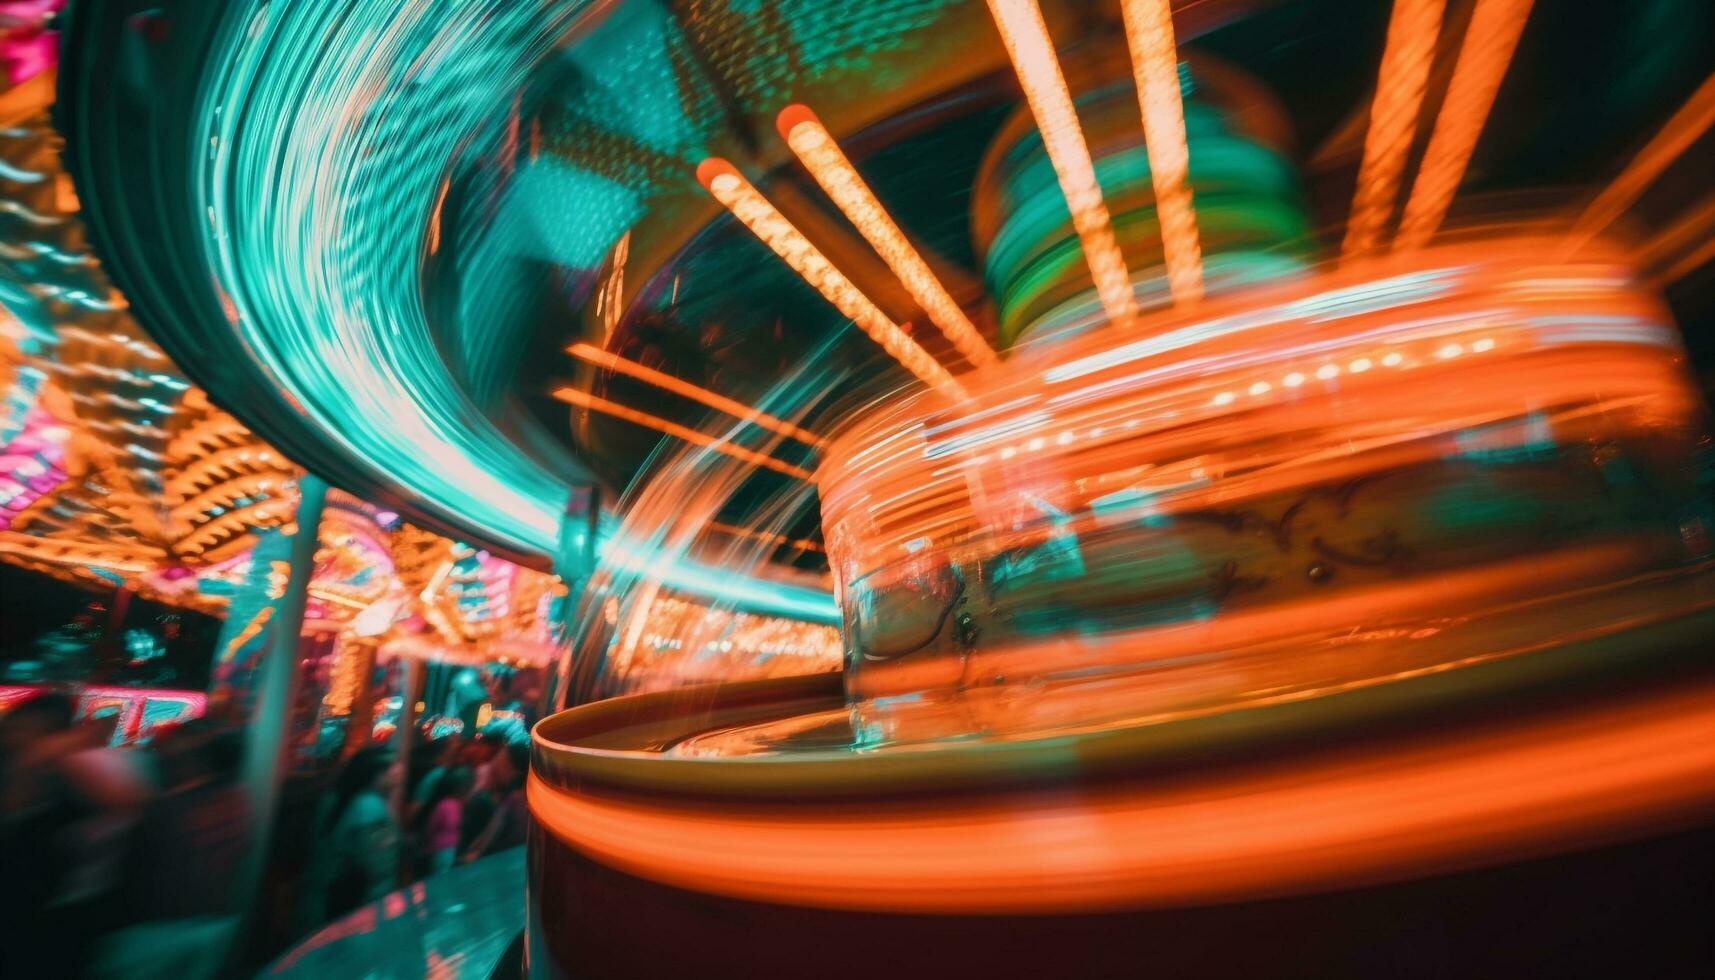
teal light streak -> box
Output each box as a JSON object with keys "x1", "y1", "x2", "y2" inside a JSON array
[
  {"x1": 606, "y1": 544, "x2": 842, "y2": 624},
  {"x1": 197, "y1": 1, "x2": 586, "y2": 556},
  {"x1": 192, "y1": 1, "x2": 838, "y2": 623},
  {"x1": 593, "y1": 512, "x2": 840, "y2": 624}
]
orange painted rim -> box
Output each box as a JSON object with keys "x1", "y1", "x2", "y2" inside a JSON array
[
  {"x1": 530, "y1": 678, "x2": 1715, "y2": 913},
  {"x1": 529, "y1": 595, "x2": 1715, "y2": 912}
]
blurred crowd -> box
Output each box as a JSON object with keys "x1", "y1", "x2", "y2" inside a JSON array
[
  {"x1": 0, "y1": 693, "x2": 246, "y2": 977},
  {"x1": 292, "y1": 733, "x2": 531, "y2": 932},
  {"x1": 0, "y1": 691, "x2": 530, "y2": 978}
]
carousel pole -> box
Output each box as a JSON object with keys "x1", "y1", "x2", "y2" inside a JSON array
[
  {"x1": 544, "y1": 484, "x2": 601, "y2": 715},
  {"x1": 394, "y1": 654, "x2": 425, "y2": 819},
  {"x1": 225, "y1": 473, "x2": 328, "y2": 967},
  {"x1": 337, "y1": 637, "x2": 380, "y2": 757}
]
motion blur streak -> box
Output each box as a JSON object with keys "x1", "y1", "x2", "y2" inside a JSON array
[
  {"x1": 810, "y1": 232, "x2": 1704, "y2": 736},
  {"x1": 529, "y1": 681, "x2": 1715, "y2": 913},
  {"x1": 819, "y1": 239, "x2": 1688, "y2": 594},
  {"x1": 566, "y1": 343, "x2": 827, "y2": 449},
  {"x1": 778, "y1": 105, "x2": 1000, "y2": 370},
  {"x1": 552, "y1": 386, "x2": 812, "y2": 481},
  {"x1": 707, "y1": 520, "x2": 825, "y2": 555},
  {"x1": 1566, "y1": 71, "x2": 1715, "y2": 253},
  {"x1": 196, "y1": 0, "x2": 586, "y2": 555},
  {"x1": 984, "y1": 0, "x2": 1140, "y2": 326},
  {"x1": 695, "y1": 158, "x2": 963, "y2": 397},
  {"x1": 1640, "y1": 190, "x2": 1715, "y2": 272},
  {"x1": 1395, "y1": 0, "x2": 1535, "y2": 251},
  {"x1": 1121, "y1": 0, "x2": 1204, "y2": 304},
  {"x1": 1343, "y1": 0, "x2": 1447, "y2": 258},
  {"x1": 1654, "y1": 232, "x2": 1715, "y2": 288}
]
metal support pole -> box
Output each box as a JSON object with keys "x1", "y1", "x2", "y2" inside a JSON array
[
  {"x1": 546, "y1": 485, "x2": 600, "y2": 714},
  {"x1": 338, "y1": 638, "x2": 380, "y2": 758},
  {"x1": 226, "y1": 473, "x2": 327, "y2": 967},
  {"x1": 96, "y1": 584, "x2": 131, "y2": 659},
  {"x1": 393, "y1": 655, "x2": 425, "y2": 820}
]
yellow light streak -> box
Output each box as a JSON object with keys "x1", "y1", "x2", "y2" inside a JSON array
[
  {"x1": 554, "y1": 385, "x2": 814, "y2": 481},
  {"x1": 1395, "y1": 0, "x2": 1535, "y2": 251},
  {"x1": 695, "y1": 158, "x2": 963, "y2": 397},
  {"x1": 1343, "y1": 0, "x2": 1448, "y2": 258},
  {"x1": 1120, "y1": 0, "x2": 1204, "y2": 304},
  {"x1": 984, "y1": 0, "x2": 1140, "y2": 325},
  {"x1": 309, "y1": 588, "x2": 370, "y2": 611},
  {"x1": 419, "y1": 560, "x2": 453, "y2": 604},
  {"x1": 777, "y1": 105, "x2": 1000, "y2": 369},
  {"x1": 567, "y1": 342, "x2": 825, "y2": 449}
]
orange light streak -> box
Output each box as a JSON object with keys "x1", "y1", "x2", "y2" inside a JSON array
[
  {"x1": 308, "y1": 588, "x2": 370, "y2": 611},
  {"x1": 984, "y1": 0, "x2": 1140, "y2": 326},
  {"x1": 0, "y1": 539, "x2": 152, "y2": 574},
  {"x1": 529, "y1": 680, "x2": 1715, "y2": 913},
  {"x1": 1640, "y1": 189, "x2": 1715, "y2": 270},
  {"x1": 1654, "y1": 234, "x2": 1715, "y2": 289},
  {"x1": 554, "y1": 385, "x2": 813, "y2": 481},
  {"x1": 567, "y1": 343, "x2": 826, "y2": 450},
  {"x1": 777, "y1": 106, "x2": 1000, "y2": 370},
  {"x1": 1120, "y1": 0, "x2": 1204, "y2": 304},
  {"x1": 1343, "y1": 0, "x2": 1447, "y2": 258},
  {"x1": 694, "y1": 158, "x2": 963, "y2": 398},
  {"x1": 1566, "y1": 71, "x2": 1715, "y2": 253},
  {"x1": 1394, "y1": 0, "x2": 1534, "y2": 251},
  {"x1": 707, "y1": 520, "x2": 825, "y2": 554},
  {"x1": 816, "y1": 237, "x2": 1693, "y2": 604}
]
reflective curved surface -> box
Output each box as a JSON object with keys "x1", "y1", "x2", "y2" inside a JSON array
[{"x1": 265, "y1": 849, "x2": 523, "y2": 980}]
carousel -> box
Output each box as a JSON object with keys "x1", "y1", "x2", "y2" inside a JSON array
[{"x1": 6, "y1": 0, "x2": 1714, "y2": 976}]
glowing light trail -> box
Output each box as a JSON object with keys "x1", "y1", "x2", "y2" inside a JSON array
[
  {"x1": 1654, "y1": 234, "x2": 1715, "y2": 289},
  {"x1": 984, "y1": 0, "x2": 1140, "y2": 326},
  {"x1": 778, "y1": 105, "x2": 1000, "y2": 369},
  {"x1": 530, "y1": 678, "x2": 1715, "y2": 913},
  {"x1": 708, "y1": 520, "x2": 825, "y2": 554},
  {"x1": 0, "y1": 540, "x2": 153, "y2": 574},
  {"x1": 554, "y1": 386, "x2": 813, "y2": 481},
  {"x1": 309, "y1": 588, "x2": 370, "y2": 611},
  {"x1": 1343, "y1": 0, "x2": 1447, "y2": 258},
  {"x1": 695, "y1": 159, "x2": 962, "y2": 397},
  {"x1": 196, "y1": 0, "x2": 590, "y2": 557},
  {"x1": 1120, "y1": 0, "x2": 1204, "y2": 304},
  {"x1": 1640, "y1": 190, "x2": 1715, "y2": 272},
  {"x1": 595, "y1": 518, "x2": 840, "y2": 625},
  {"x1": 1395, "y1": 0, "x2": 1534, "y2": 251},
  {"x1": 1566, "y1": 71, "x2": 1715, "y2": 253},
  {"x1": 567, "y1": 343, "x2": 826, "y2": 450}
]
